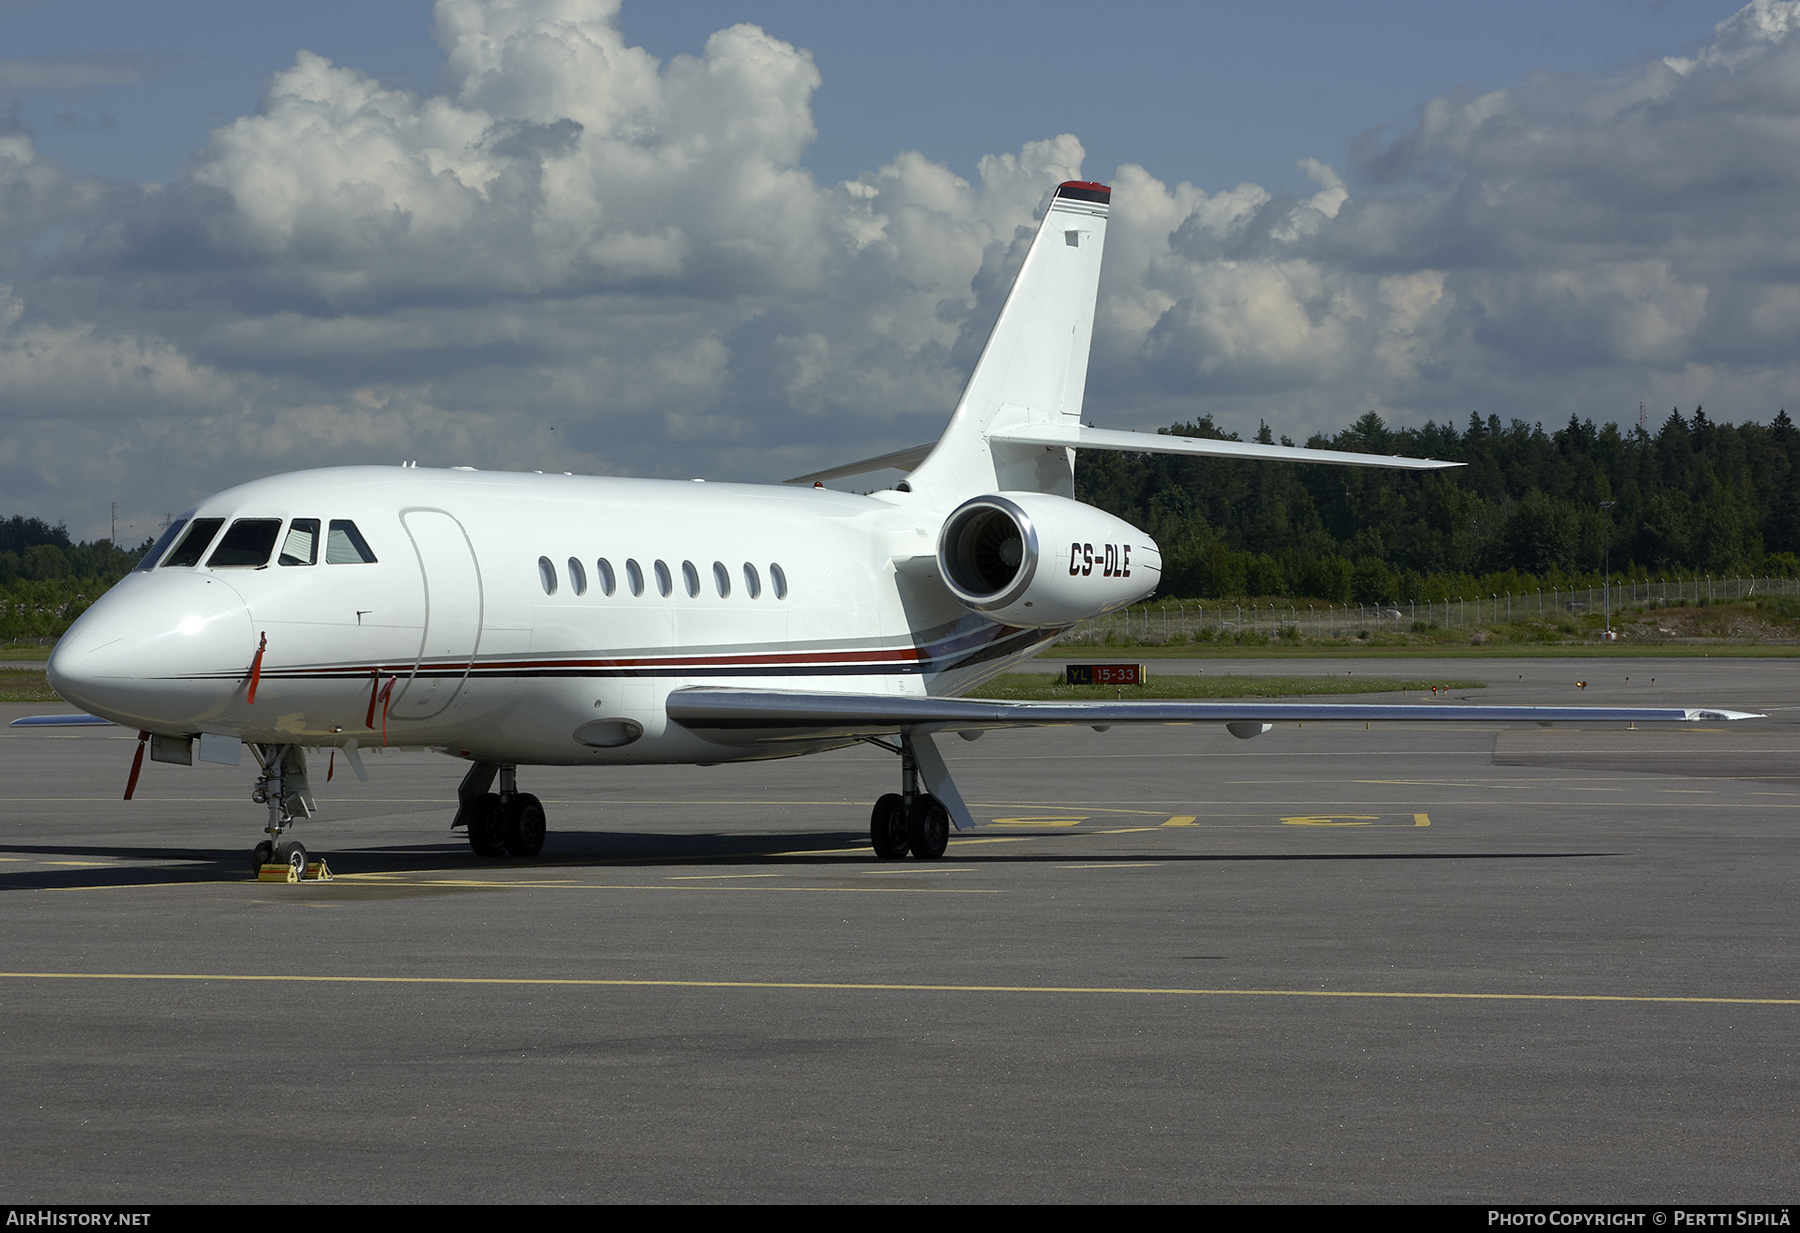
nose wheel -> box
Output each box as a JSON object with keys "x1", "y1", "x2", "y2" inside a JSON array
[{"x1": 252, "y1": 839, "x2": 308, "y2": 876}]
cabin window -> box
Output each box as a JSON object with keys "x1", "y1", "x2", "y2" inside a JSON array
[
  {"x1": 712, "y1": 561, "x2": 730, "y2": 598},
  {"x1": 137, "y1": 518, "x2": 190, "y2": 571},
  {"x1": 626, "y1": 558, "x2": 644, "y2": 597},
  {"x1": 742, "y1": 562, "x2": 761, "y2": 599},
  {"x1": 681, "y1": 560, "x2": 700, "y2": 598},
  {"x1": 538, "y1": 556, "x2": 557, "y2": 595},
  {"x1": 597, "y1": 558, "x2": 616, "y2": 596},
  {"x1": 161, "y1": 518, "x2": 224, "y2": 568},
  {"x1": 206, "y1": 519, "x2": 283, "y2": 568},
  {"x1": 279, "y1": 519, "x2": 319, "y2": 566},
  {"x1": 770, "y1": 562, "x2": 788, "y2": 600},
  {"x1": 568, "y1": 557, "x2": 588, "y2": 596},
  {"x1": 326, "y1": 520, "x2": 377, "y2": 564},
  {"x1": 654, "y1": 560, "x2": 672, "y2": 597}
]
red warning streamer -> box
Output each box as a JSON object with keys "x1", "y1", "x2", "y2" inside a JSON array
[
  {"x1": 379, "y1": 675, "x2": 396, "y2": 746},
  {"x1": 123, "y1": 729, "x2": 149, "y2": 801},
  {"x1": 246, "y1": 632, "x2": 267, "y2": 705}
]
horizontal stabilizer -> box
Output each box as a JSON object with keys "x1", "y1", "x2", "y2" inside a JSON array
[
  {"x1": 785, "y1": 442, "x2": 935, "y2": 486},
  {"x1": 8, "y1": 713, "x2": 112, "y2": 727},
  {"x1": 988, "y1": 424, "x2": 1462, "y2": 471},
  {"x1": 667, "y1": 687, "x2": 1759, "y2": 744}
]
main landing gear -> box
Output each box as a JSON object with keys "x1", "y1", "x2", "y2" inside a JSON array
[
  {"x1": 249, "y1": 743, "x2": 318, "y2": 876},
  {"x1": 867, "y1": 734, "x2": 951, "y2": 861},
  {"x1": 453, "y1": 762, "x2": 546, "y2": 858}
]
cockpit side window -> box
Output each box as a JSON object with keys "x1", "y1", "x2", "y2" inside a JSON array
[
  {"x1": 279, "y1": 519, "x2": 319, "y2": 566},
  {"x1": 160, "y1": 518, "x2": 225, "y2": 568},
  {"x1": 136, "y1": 517, "x2": 190, "y2": 571},
  {"x1": 207, "y1": 519, "x2": 284, "y2": 568},
  {"x1": 326, "y1": 520, "x2": 377, "y2": 564}
]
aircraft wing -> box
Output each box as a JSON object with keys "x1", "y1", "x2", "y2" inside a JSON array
[
  {"x1": 666, "y1": 687, "x2": 1760, "y2": 745},
  {"x1": 8, "y1": 713, "x2": 113, "y2": 727},
  {"x1": 784, "y1": 442, "x2": 935, "y2": 485}
]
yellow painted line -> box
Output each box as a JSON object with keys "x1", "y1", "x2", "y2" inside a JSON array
[
  {"x1": 989, "y1": 817, "x2": 1086, "y2": 827},
  {"x1": 0, "y1": 971, "x2": 1791, "y2": 1006},
  {"x1": 1161, "y1": 816, "x2": 1197, "y2": 827},
  {"x1": 47, "y1": 880, "x2": 1000, "y2": 894},
  {"x1": 1282, "y1": 816, "x2": 1378, "y2": 827},
  {"x1": 47, "y1": 861, "x2": 113, "y2": 867},
  {"x1": 1059, "y1": 862, "x2": 1163, "y2": 870},
  {"x1": 666, "y1": 873, "x2": 785, "y2": 881},
  {"x1": 857, "y1": 867, "x2": 974, "y2": 874},
  {"x1": 572, "y1": 883, "x2": 1000, "y2": 894},
  {"x1": 329, "y1": 876, "x2": 998, "y2": 895},
  {"x1": 1415, "y1": 813, "x2": 1431, "y2": 828}
]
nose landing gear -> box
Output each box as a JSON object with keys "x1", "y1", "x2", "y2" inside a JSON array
[
  {"x1": 454, "y1": 762, "x2": 546, "y2": 858},
  {"x1": 249, "y1": 744, "x2": 329, "y2": 879}
]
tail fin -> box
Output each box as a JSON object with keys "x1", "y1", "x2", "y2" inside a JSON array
[{"x1": 907, "y1": 181, "x2": 1111, "y2": 501}]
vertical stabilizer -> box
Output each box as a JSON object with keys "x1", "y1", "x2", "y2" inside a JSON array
[{"x1": 907, "y1": 181, "x2": 1111, "y2": 501}]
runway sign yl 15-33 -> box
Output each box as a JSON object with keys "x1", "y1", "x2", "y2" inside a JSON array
[{"x1": 1065, "y1": 663, "x2": 1146, "y2": 686}]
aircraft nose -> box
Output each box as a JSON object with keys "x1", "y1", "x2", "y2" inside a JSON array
[{"x1": 48, "y1": 570, "x2": 255, "y2": 729}]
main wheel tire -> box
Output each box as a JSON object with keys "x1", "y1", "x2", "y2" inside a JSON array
[
  {"x1": 907, "y1": 794, "x2": 950, "y2": 860},
  {"x1": 280, "y1": 841, "x2": 307, "y2": 875},
  {"x1": 869, "y1": 792, "x2": 909, "y2": 859},
  {"x1": 252, "y1": 840, "x2": 274, "y2": 873},
  {"x1": 503, "y1": 792, "x2": 547, "y2": 858},
  {"x1": 468, "y1": 792, "x2": 507, "y2": 857}
]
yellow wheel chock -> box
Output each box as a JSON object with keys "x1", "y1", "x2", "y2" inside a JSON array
[{"x1": 255, "y1": 858, "x2": 332, "y2": 883}]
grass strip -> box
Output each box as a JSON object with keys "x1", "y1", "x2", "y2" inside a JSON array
[{"x1": 0, "y1": 668, "x2": 61, "y2": 703}]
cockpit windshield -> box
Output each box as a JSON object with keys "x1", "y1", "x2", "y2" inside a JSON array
[
  {"x1": 135, "y1": 517, "x2": 191, "y2": 571},
  {"x1": 206, "y1": 519, "x2": 284, "y2": 568},
  {"x1": 279, "y1": 519, "x2": 319, "y2": 566},
  {"x1": 160, "y1": 518, "x2": 225, "y2": 568},
  {"x1": 326, "y1": 520, "x2": 377, "y2": 564}
]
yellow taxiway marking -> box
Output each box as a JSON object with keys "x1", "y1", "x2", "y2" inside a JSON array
[
  {"x1": 0, "y1": 971, "x2": 1791, "y2": 1006},
  {"x1": 1059, "y1": 862, "x2": 1164, "y2": 870},
  {"x1": 1415, "y1": 813, "x2": 1431, "y2": 827},
  {"x1": 856, "y1": 867, "x2": 974, "y2": 874},
  {"x1": 1282, "y1": 815, "x2": 1378, "y2": 827},
  {"x1": 666, "y1": 873, "x2": 785, "y2": 881},
  {"x1": 324, "y1": 874, "x2": 998, "y2": 894},
  {"x1": 989, "y1": 816, "x2": 1086, "y2": 827},
  {"x1": 1161, "y1": 816, "x2": 1197, "y2": 827}
]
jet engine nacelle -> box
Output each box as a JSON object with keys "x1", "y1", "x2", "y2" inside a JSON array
[{"x1": 936, "y1": 492, "x2": 1161, "y2": 627}]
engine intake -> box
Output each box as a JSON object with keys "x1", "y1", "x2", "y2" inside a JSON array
[{"x1": 940, "y1": 496, "x2": 1037, "y2": 604}]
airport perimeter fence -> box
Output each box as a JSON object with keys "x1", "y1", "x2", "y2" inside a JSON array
[{"x1": 1060, "y1": 574, "x2": 1800, "y2": 645}]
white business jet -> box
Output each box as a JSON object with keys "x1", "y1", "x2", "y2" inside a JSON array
[{"x1": 33, "y1": 181, "x2": 1757, "y2": 873}]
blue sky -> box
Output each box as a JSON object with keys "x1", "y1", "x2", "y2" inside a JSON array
[
  {"x1": 0, "y1": 0, "x2": 1791, "y2": 538},
  {"x1": 4, "y1": 1, "x2": 1740, "y2": 192}
]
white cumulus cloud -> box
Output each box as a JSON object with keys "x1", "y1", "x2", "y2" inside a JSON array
[{"x1": 3, "y1": 0, "x2": 1800, "y2": 535}]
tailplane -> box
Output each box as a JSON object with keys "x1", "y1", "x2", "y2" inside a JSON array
[{"x1": 784, "y1": 179, "x2": 1462, "y2": 494}]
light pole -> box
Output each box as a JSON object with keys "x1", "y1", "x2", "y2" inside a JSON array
[{"x1": 1599, "y1": 500, "x2": 1617, "y2": 640}]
